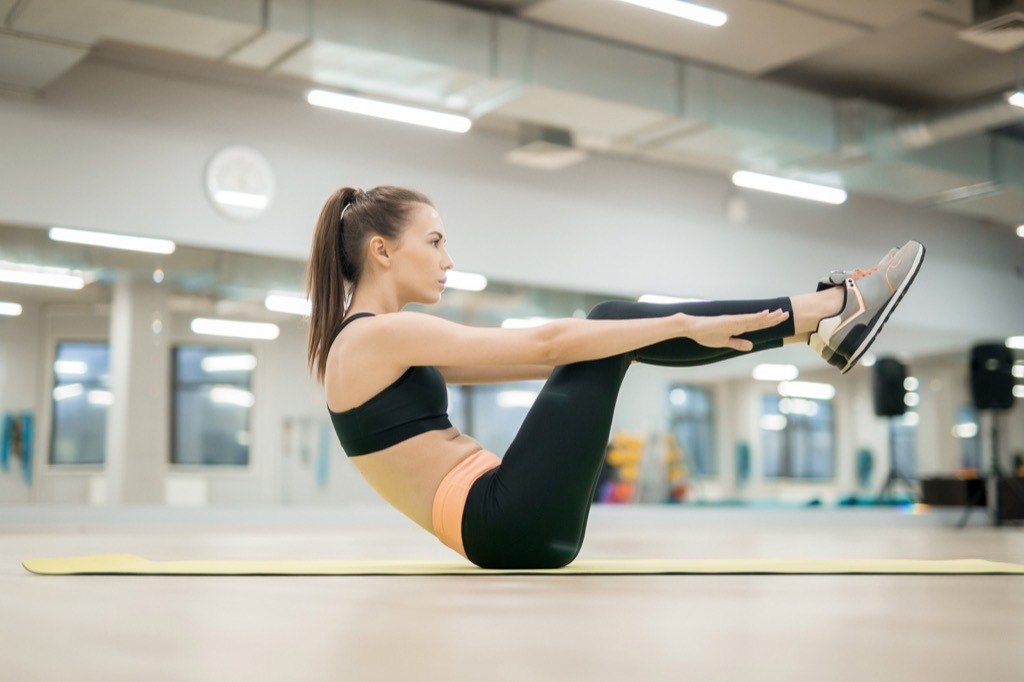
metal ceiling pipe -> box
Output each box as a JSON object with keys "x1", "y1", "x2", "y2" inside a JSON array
[{"x1": 895, "y1": 95, "x2": 1024, "y2": 149}]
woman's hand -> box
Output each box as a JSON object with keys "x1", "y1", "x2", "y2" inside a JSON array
[{"x1": 680, "y1": 309, "x2": 790, "y2": 351}]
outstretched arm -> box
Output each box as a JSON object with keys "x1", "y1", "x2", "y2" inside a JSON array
[{"x1": 357, "y1": 308, "x2": 789, "y2": 370}]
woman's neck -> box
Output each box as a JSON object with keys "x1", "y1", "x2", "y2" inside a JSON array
[{"x1": 348, "y1": 286, "x2": 404, "y2": 315}]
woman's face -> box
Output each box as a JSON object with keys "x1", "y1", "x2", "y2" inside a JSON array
[{"x1": 390, "y1": 202, "x2": 454, "y2": 305}]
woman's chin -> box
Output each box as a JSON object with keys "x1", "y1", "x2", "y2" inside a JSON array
[{"x1": 411, "y1": 292, "x2": 443, "y2": 306}]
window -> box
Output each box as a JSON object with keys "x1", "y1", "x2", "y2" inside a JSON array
[
  {"x1": 953, "y1": 405, "x2": 981, "y2": 470},
  {"x1": 446, "y1": 385, "x2": 468, "y2": 434},
  {"x1": 760, "y1": 395, "x2": 834, "y2": 480},
  {"x1": 50, "y1": 342, "x2": 110, "y2": 465},
  {"x1": 890, "y1": 410, "x2": 919, "y2": 479},
  {"x1": 465, "y1": 382, "x2": 544, "y2": 457},
  {"x1": 172, "y1": 346, "x2": 254, "y2": 466},
  {"x1": 666, "y1": 385, "x2": 716, "y2": 477}
]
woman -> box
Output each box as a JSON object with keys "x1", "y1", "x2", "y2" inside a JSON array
[{"x1": 306, "y1": 186, "x2": 924, "y2": 569}]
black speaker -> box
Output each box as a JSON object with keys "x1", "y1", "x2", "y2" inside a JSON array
[
  {"x1": 873, "y1": 357, "x2": 907, "y2": 417},
  {"x1": 970, "y1": 343, "x2": 1014, "y2": 410}
]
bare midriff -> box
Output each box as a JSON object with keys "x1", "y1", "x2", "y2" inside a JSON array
[{"x1": 348, "y1": 427, "x2": 485, "y2": 534}]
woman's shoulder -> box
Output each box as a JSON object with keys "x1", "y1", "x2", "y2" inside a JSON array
[
  {"x1": 337, "y1": 309, "x2": 546, "y2": 370},
  {"x1": 347, "y1": 310, "x2": 464, "y2": 342},
  {"x1": 330, "y1": 311, "x2": 442, "y2": 363}
]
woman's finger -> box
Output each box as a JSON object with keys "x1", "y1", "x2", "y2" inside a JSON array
[
  {"x1": 744, "y1": 309, "x2": 788, "y2": 330},
  {"x1": 732, "y1": 337, "x2": 755, "y2": 352}
]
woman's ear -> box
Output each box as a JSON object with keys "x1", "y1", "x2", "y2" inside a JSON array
[{"x1": 368, "y1": 235, "x2": 390, "y2": 268}]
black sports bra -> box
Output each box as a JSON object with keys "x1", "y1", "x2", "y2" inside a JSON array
[{"x1": 327, "y1": 313, "x2": 453, "y2": 456}]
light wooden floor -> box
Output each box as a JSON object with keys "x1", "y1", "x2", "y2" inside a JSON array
[{"x1": 2, "y1": 506, "x2": 1023, "y2": 682}]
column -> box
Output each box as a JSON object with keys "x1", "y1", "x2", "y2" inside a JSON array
[{"x1": 105, "y1": 273, "x2": 170, "y2": 504}]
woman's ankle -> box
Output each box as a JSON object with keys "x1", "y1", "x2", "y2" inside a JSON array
[{"x1": 790, "y1": 287, "x2": 844, "y2": 335}]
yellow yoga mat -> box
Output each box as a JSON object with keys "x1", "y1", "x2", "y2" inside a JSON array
[{"x1": 22, "y1": 554, "x2": 1024, "y2": 576}]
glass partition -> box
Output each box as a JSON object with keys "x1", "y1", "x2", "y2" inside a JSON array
[
  {"x1": 666, "y1": 384, "x2": 716, "y2": 477},
  {"x1": 50, "y1": 342, "x2": 110, "y2": 465},
  {"x1": 761, "y1": 394, "x2": 835, "y2": 480},
  {"x1": 172, "y1": 346, "x2": 254, "y2": 466}
]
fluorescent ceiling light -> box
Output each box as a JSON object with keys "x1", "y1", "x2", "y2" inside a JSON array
[
  {"x1": 307, "y1": 89, "x2": 472, "y2": 133},
  {"x1": 501, "y1": 317, "x2": 553, "y2": 329},
  {"x1": 0, "y1": 262, "x2": 85, "y2": 290},
  {"x1": 209, "y1": 386, "x2": 255, "y2": 408},
  {"x1": 618, "y1": 0, "x2": 727, "y2": 27},
  {"x1": 759, "y1": 414, "x2": 787, "y2": 431},
  {"x1": 777, "y1": 381, "x2": 836, "y2": 400},
  {"x1": 265, "y1": 293, "x2": 311, "y2": 316},
  {"x1": 778, "y1": 398, "x2": 819, "y2": 416},
  {"x1": 901, "y1": 412, "x2": 920, "y2": 427},
  {"x1": 0, "y1": 302, "x2": 23, "y2": 316},
  {"x1": 445, "y1": 270, "x2": 488, "y2": 292},
  {"x1": 52, "y1": 383, "x2": 84, "y2": 401},
  {"x1": 87, "y1": 390, "x2": 114, "y2": 406},
  {"x1": 201, "y1": 354, "x2": 257, "y2": 373},
  {"x1": 952, "y1": 422, "x2": 978, "y2": 439},
  {"x1": 1012, "y1": 363, "x2": 1023, "y2": 379},
  {"x1": 1017, "y1": 225, "x2": 1024, "y2": 238},
  {"x1": 497, "y1": 390, "x2": 538, "y2": 408},
  {"x1": 54, "y1": 360, "x2": 88, "y2": 375},
  {"x1": 638, "y1": 294, "x2": 706, "y2": 304},
  {"x1": 732, "y1": 170, "x2": 847, "y2": 205},
  {"x1": 49, "y1": 227, "x2": 175, "y2": 255},
  {"x1": 190, "y1": 318, "x2": 280, "y2": 340},
  {"x1": 1014, "y1": 385, "x2": 1024, "y2": 399},
  {"x1": 214, "y1": 190, "x2": 269, "y2": 210},
  {"x1": 752, "y1": 363, "x2": 799, "y2": 381},
  {"x1": 1006, "y1": 336, "x2": 1024, "y2": 349},
  {"x1": 1008, "y1": 91, "x2": 1024, "y2": 108}
]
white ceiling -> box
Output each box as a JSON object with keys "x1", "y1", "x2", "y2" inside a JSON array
[
  {"x1": 445, "y1": 0, "x2": 1022, "y2": 108},
  {"x1": 3, "y1": 1, "x2": 1022, "y2": 187},
  {"x1": 428, "y1": 0, "x2": 1024, "y2": 229},
  {"x1": 0, "y1": 1, "x2": 1020, "y2": 231}
]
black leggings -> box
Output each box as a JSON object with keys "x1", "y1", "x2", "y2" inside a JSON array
[{"x1": 461, "y1": 297, "x2": 796, "y2": 569}]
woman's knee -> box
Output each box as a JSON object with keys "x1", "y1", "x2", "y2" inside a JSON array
[{"x1": 587, "y1": 300, "x2": 634, "y2": 320}]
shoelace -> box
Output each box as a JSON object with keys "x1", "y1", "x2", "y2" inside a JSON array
[{"x1": 850, "y1": 265, "x2": 879, "y2": 281}]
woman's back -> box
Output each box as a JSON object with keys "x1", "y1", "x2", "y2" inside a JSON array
[{"x1": 325, "y1": 314, "x2": 482, "y2": 533}]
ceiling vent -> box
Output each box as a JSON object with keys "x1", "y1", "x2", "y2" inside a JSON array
[
  {"x1": 505, "y1": 124, "x2": 588, "y2": 171},
  {"x1": 959, "y1": 1, "x2": 1024, "y2": 52}
]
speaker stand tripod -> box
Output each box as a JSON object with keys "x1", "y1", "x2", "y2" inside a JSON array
[
  {"x1": 877, "y1": 416, "x2": 916, "y2": 503},
  {"x1": 958, "y1": 410, "x2": 1024, "y2": 527}
]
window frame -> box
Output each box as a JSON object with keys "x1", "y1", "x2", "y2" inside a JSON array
[
  {"x1": 48, "y1": 340, "x2": 111, "y2": 467},
  {"x1": 170, "y1": 343, "x2": 256, "y2": 468},
  {"x1": 666, "y1": 383, "x2": 717, "y2": 479},
  {"x1": 760, "y1": 394, "x2": 836, "y2": 481}
]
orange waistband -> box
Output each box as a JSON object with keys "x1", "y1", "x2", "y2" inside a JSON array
[{"x1": 431, "y1": 450, "x2": 501, "y2": 559}]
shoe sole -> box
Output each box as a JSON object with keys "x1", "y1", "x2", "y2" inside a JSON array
[{"x1": 840, "y1": 243, "x2": 926, "y2": 374}]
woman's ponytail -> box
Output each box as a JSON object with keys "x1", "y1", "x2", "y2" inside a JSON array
[{"x1": 306, "y1": 187, "x2": 357, "y2": 384}]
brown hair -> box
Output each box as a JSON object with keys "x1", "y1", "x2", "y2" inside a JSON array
[{"x1": 306, "y1": 185, "x2": 433, "y2": 384}]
